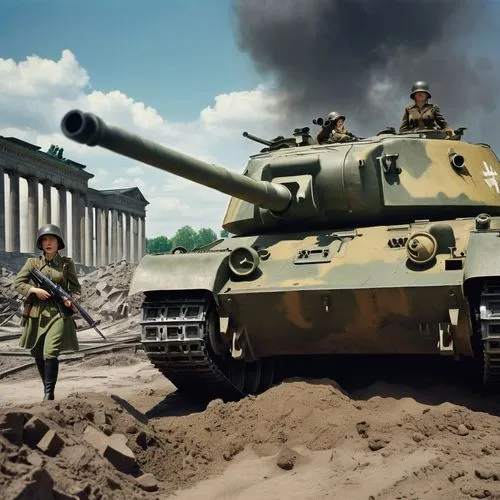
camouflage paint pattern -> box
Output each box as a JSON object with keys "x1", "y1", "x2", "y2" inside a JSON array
[{"x1": 60, "y1": 110, "x2": 500, "y2": 369}]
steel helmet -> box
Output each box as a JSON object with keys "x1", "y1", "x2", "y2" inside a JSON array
[
  {"x1": 410, "y1": 81, "x2": 431, "y2": 99},
  {"x1": 327, "y1": 111, "x2": 345, "y2": 123},
  {"x1": 36, "y1": 223, "x2": 66, "y2": 250}
]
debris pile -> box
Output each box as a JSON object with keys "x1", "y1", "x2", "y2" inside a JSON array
[
  {"x1": 0, "y1": 395, "x2": 164, "y2": 499},
  {"x1": 0, "y1": 268, "x2": 23, "y2": 328},
  {"x1": 0, "y1": 260, "x2": 143, "y2": 329},
  {"x1": 1, "y1": 379, "x2": 500, "y2": 498},
  {"x1": 78, "y1": 260, "x2": 142, "y2": 323}
]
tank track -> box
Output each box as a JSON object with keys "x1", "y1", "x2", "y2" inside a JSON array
[
  {"x1": 479, "y1": 280, "x2": 500, "y2": 386},
  {"x1": 139, "y1": 295, "x2": 246, "y2": 401}
]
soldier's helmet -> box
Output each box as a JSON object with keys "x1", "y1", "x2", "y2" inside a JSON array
[
  {"x1": 410, "y1": 81, "x2": 431, "y2": 99},
  {"x1": 327, "y1": 111, "x2": 346, "y2": 123},
  {"x1": 36, "y1": 224, "x2": 66, "y2": 250}
]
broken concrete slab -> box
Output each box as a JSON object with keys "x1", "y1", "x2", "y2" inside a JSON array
[
  {"x1": 24, "y1": 416, "x2": 51, "y2": 447},
  {"x1": 37, "y1": 429, "x2": 64, "y2": 457}
]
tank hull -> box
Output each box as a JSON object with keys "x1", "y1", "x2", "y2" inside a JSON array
[{"x1": 132, "y1": 215, "x2": 500, "y2": 399}]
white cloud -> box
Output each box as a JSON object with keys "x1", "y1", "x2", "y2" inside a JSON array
[{"x1": 0, "y1": 50, "x2": 284, "y2": 241}]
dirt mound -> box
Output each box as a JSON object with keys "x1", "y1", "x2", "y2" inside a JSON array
[{"x1": 3, "y1": 378, "x2": 500, "y2": 499}]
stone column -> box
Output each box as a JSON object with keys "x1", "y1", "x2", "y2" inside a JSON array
[
  {"x1": 110, "y1": 209, "x2": 118, "y2": 263},
  {"x1": 71, "y1": 191, "x2": 81, "y2": 262},
  {"x1": 95, "y1": 207, "x2": 102, "y2": 266},
  {"x1": 100, "y1": 208, "x2": 108, "y2": 266},
  {"x1": 27, "y1": 176, "x2": 39, "y2": 253},
  {"x1": 58, "y1": 187, "x2": 67, "y2": 241},
  {"x1": 132, "y1": 215, "x2": 139, "y2": 263},
  {"x1": 140, "y1": 216, "x2": 146, "y2": 257},
  {"x1": 79, "y1": 195, "x2": 86, "y2": 263},
  {"x1": 0, "y1": 167, "x2": 5, "y2": 252},
  {"x1": 86, "y1": 203, "x2": 94, "y2": 266},
  {"x1": 41, "y1": 180, "x2": 52, "y2": 224},
  {"x1": 117, "y1": 212, "x2": 124, "y2": 261},
  {"x1": 8, "y1": 171, "x2": 20, "y2": 252},
  {"x1": 125, "y1": 213, "x2": 131, "y2": 261}
]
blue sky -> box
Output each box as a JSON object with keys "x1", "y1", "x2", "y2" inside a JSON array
[{"x1": 0, "y1": 0, "x2": 262, "y2": 121}]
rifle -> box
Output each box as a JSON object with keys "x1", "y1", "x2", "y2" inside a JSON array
[{"x1": 29, "y1": 268, "x2": 107, "y2": 341}]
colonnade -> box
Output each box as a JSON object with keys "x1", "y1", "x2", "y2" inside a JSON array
[{"x1": 0, "y1": 166, "x2": 148, "y2": 266}]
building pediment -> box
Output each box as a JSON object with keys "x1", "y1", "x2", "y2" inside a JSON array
[{"x1": 99, "y1": 187, "x2": 149, "y2": 205}]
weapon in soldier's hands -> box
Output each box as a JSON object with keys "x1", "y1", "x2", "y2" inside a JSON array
[{"x1": 29, "y1": 268, "x2": 107, "y2": 341}]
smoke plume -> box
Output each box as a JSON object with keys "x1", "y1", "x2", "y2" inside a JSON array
[{"x1": 233, "y1": 0, "x2": 500, "y2": 143}]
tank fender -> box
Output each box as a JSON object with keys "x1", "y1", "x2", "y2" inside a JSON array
[
  {"x1": 463, "y1": 230, "x2": 500, "y2": 290},
  {"x1": 129, "y1": 252, "x2": 229, "y2": 297}
]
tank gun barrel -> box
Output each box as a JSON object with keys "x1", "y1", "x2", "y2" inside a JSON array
[
  {"x1": 242, "y1": 131, "x2": 272, "y2": 147},
  {"x1": 60, "y1": 110, "x2": 292, "y2": 213}
]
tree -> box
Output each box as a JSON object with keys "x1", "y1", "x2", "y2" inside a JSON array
[
  {"x1": 146, "y1": 236, "x2": 171, "y2": 254},
  {"x1": 220, "y1": 229, "x2": 229, "y2": 238},
  {"x1": 171, "y1": 225, "x2": 199, "y2": 251},
  {"x1": 197, "y1": 228, "x2": 218, "y2": 247}
]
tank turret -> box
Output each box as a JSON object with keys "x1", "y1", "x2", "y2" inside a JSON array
[{"x1": 61, "y1": 109, "x2": 500, "y2": 237}]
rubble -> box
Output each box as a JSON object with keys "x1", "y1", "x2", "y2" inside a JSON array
[
  {"x1": 0, "y1": 260, "x2": 142, "y2": 332},
  {"x1": 78, "y1": 260, "x2": 142, "y2": 323}
]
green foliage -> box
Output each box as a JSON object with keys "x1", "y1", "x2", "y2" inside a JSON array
[
  {"x1": 146, "y1": 226, "x2": 232, "y2": 254},
  {"x1": 197, "y1": 228, "x2": 218, "y2": 247},
  {"x1": 146, "y1": 235, "x2": 172, "y2": 254}
]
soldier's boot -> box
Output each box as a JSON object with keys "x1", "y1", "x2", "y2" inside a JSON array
[
  {"x1": 43, "y1": 358, "x2": 59, "y2": 401},
  {"x1": 34, "y1": 357, "x2": 45, "y2": 383}
]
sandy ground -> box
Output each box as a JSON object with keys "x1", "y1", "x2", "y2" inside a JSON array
[{"x1": 2, "y1": 349, "x2": 500, "y2": 500}]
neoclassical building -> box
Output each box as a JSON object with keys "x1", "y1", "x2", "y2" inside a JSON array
[{"x1": 0, "y1": 135, "x2": 149, "y2": 268}]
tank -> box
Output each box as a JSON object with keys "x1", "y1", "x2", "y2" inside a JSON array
[{"x1": 60, "y1": 109, "x2": 500, "y2": 401}]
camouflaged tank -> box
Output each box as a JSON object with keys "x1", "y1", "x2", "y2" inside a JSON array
[{"x1": 61, "y1": 109, "x2": 500, "y2": 401}]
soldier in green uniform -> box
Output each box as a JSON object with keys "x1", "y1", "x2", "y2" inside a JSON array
[
  {"x1": 14, "y1": 224, "x2": 81, "y2": 401},
  {"x1": 399, "y1": 81, "x2": 455, "y2": 136}
]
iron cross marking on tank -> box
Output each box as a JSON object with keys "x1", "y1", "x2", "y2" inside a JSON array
[{"x1": 482, "y1": 161, "x2": 500, "y2": 194}]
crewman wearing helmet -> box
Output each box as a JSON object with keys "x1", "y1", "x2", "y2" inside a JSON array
[
  {"x1": 317, "y1": 111, "x2": 358, "y2": 144},
  {"x1": 399, "y1": 81, "x2": 454, "y2": 136},
  {"x1": 14, "y1": 224, "x2": 81, "y2": 402}
]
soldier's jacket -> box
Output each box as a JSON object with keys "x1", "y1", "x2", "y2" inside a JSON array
[
  {"x1": 14, "y1": 253, "x2": 81, "y2": 319},
  {"x1": 329, "y1": 128, "x2": 356, "y2": 144},
  {"x1": 399, "y1": 102, "x2": 448, "y2": 133}
]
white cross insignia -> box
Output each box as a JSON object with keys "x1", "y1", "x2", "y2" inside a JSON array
[{"x1": 482, "y1": 161, "x2": 500, "y2": 194}]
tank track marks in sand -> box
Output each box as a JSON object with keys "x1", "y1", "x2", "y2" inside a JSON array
[
  {"x1": 139, "y1": 294, "x2": 275, "y2": 401},
  {"x1": 480, "y1": 280, "x2": 500, "y2": 386}
]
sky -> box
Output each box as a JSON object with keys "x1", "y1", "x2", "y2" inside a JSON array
[{"x1": 1, "y1": 0, "x2": 500, "y2": 246}]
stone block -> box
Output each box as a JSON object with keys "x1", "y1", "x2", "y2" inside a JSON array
[
  {"x1": 136, "y1": 473, "x2": 158, "y2": 492},
  {"x1": 37, "y1": 429, "x2": 64, "y2": 457},
  {"x1": 82, "y1": 425, "x2": 107, "y2": 455},
  {"x1": 103, "y1": 434, "x2": 136, "y2": 474},
  {"x1": 24, "y1": 416, "x2": 51, "y2": 447},
  {"x1": 93, "y1": 410, "x2": 107, "y2": 426}
]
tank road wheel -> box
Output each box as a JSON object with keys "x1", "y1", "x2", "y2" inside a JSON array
[
  {"x1": 207, "y1": 307, "x2": 275, "y2": 396},
  {"x1": 258, "y1": 358, "x2": 275, "y2": 393},
  {"x1": 243, "y1": 361, "x2": 262, "y2": 394}
]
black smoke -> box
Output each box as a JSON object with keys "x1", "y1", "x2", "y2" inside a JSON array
[{"x1": 233, "y1": 0, "x2": 500, "y2": 142}]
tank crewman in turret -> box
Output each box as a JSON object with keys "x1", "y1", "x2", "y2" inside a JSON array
[
  {"x1": 14, "y1": 224, "x2": 81, "y2": 402},
  {"x1": 399, "y1": 81, "x2": 455, "y2": 136},
  {"x1": 317, "y1": 111, "x2": 358, "y2": 144}
]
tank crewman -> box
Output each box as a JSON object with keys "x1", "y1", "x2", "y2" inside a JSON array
[
  {"x1": 14, "y1": 224, "x2": 81, "y2": 402},
  {"x1": 317, "y1": 111, "x2": 358, "y2": 144},
  {"x1": 399, "y1": 81, "x2": 454, "y2": 136}
]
